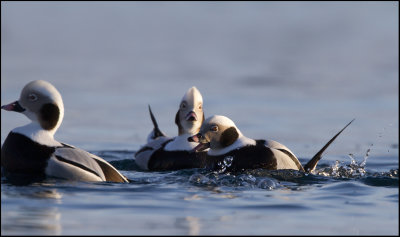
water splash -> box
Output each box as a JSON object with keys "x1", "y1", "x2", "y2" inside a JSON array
[
  {"x1": 347, "y1": 153, "x2": 357, "y2": 166},
  {"x1": 188, "y1": 173, "x2": 216, "y2": 186},
  {"x1": 91, "y1": 150, "x2": 396, "y2": 189},
  {"x1": 388, "y1": 169, "x2": 398, "y2": 178},
  {"x1": 316, "y1": 153, "x2": 367, "y2": 178},
  {"x1": 360, "y1": 144, "x2": 373, "y2": 167},
  {"x1": 328, "y1": 160, "x2": 341, "y2": 177},
  {"x1": 237, "y1": 174, "x2": 257, "y2": 187},
  {"x1": 224, "y1": 156, "x2": 234, "y2": 167},
  {"x1": 216, "y1": 156, "x2": 234, "y2": 174},
  {"x1": 256, "y1": 178, "x2": 278, "y2": 190},
  {"x1": 188, "y1": 171, "x2": 279, "y2": 190}
]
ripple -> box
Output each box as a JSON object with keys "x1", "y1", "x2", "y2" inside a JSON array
[
  {"x1": 237, "y1": 203, "x2": 310, "y2": 210},
  {"x1": 92, "y1": 150, "x2": 135, "y2": 161},
  {"x1": 319, "y1": 182, "x2": 372, "y2": 196},
  {"x1": 360, "y1": 176, "x2": 399, "y2": 187},
  {"x1": 188, "y1": 172, "x2": 280, "y2": 190},
  {"x1": 110, "y1": 159, "x2": 141, "y2": 171}
]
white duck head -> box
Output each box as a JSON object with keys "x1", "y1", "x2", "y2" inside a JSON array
[{"x1": 175, "y1": 86, "x2": 204, "y2": 135}]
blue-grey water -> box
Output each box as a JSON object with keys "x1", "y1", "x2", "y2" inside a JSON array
[{"x1": 1, "y1": 2, "x2": 398, "y2": 235}]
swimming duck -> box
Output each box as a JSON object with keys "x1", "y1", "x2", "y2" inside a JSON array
[
  {"x1": 188, "y1": 115, "x2": 354, "y2": 173},
  {"x1": 135, "y1": 86, "x2": 208, "y2": 171},
  {"x1": 1, "y1": 80, "x2": 129, "y2": 183}
]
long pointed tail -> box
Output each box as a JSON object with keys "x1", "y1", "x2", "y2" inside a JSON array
[
  {"x1": 304, "y1": 119, "x2": 355, "y2": 172},
  {"x1": 148, "y1": 105, "x2": 165, "y2": 139}
]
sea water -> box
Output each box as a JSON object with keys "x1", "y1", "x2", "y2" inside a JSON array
[
  {"x1": 1, "y1": 153, "x2": 398, "y2": 235},
  {"x1": 1, "y1": 2, "x2": 398, "y2": 235}
]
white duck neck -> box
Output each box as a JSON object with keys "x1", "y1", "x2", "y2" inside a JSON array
[{"x1": 12, "y1": 122, "x2": 62, "y2": 147}]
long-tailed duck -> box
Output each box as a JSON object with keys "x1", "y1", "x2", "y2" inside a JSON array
[
  {"x1": 1, "y1": 80, "x2": 128, "y2": 183},
  {"x1": 135, "y1": 87, "x2": 208, "y2": 171},
  {"x1": 188, "y1": 115, "x2": 354, "y2": 173}
]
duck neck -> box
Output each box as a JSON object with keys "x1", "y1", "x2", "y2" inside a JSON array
[{"x1": 12, "y1": 122, "x2": 62, "y2": 147}]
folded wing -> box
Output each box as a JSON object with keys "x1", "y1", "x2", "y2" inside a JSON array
[{"x1": 46, "y1": 146, "x2": 128, "y2": 183}]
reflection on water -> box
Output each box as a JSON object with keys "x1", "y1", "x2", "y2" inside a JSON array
[
  {"x1": 2, "y1": 206, "x2": 61, "y2": 235},
  {"x1": 29, "y1": 189, "x2": 63, "y2": 200},
  {"x1": 175, "y1": 216, "x2": 201, "y2": 235},
  {"x1": 1, "y1": 188, "x2": 62, "y2": 235}
]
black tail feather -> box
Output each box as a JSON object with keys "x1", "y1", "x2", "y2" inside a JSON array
[
  {"x1": 148, "y1": 105, "x2": 165, "y2": 139},
  {"x1": 304, "y1": 119, "x2": 355, "y2": 172}
]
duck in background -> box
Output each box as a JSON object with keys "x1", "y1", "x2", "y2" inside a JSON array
[{"x1": 135, "y1": 86, "x2": 208, "y2": 171}]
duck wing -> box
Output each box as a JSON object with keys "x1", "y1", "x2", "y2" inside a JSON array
[{"x1": 46, "y1": 145, "x2": 128, "y2": 183}]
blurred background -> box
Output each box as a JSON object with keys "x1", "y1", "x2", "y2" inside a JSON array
[{"x1": 1, "y1": 1, "x2": 398, "y2": 159}]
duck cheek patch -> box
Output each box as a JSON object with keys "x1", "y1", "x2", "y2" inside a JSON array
[
  {"x1": 220, "y1": 127, "x2": 239, "y2": 147},
  {"x1": 40, "y1": 103, "x2": 59, "y2": 130}
]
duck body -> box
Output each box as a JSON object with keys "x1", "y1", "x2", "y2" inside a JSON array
[
  {"x1": 2, "y1": 131, "x2": 126, "y2": 182},
  {"x1": 2, "y1": 132, "x2": 54, "y2": 180},
  {"x1": 202, "y1": 139, "x2": 303, "y2": 172},
  {"x1": 135, "y1": 134, "x2": 207, "y2": 171}
]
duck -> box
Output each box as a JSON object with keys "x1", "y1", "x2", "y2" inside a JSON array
[
  {"x1": 1, "y1": 80, "x2": 129, "y2": 183},
  {"x1": 135, "y1": 86, "x2": 208, "y2": 171},
  {"x1": 188, "y1": 115, "x2": 354, "y2": 173}
]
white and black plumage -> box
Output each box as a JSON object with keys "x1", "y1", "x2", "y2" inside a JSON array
[
  {"x1": 188, "y1": 115, "x2": 354, "y2": 173},
  {"x1": 1, "y1": 80, "x2": 128, "y2": 183},
  {"x1": 135, "y1": 87, "x2": 208, "y2": 171}
]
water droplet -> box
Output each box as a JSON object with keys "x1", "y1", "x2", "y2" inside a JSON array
[
  {"x1": 223, "y1": 156, "x2": 233, "y2": 167},
  {"x1": 347, "y1": 153, "x2": 357, "y2": 166},
  {"x1": 189, "y1": 173, "x2": 209, "y2": 185},
  {"x1": 361, "y1": 145, "x2": 372, "y2": 167},
  {"x1": 257, "y1": 178, "x2": 277, "y2": 190}
]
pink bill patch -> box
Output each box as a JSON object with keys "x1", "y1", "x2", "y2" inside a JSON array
[
  {"x1": 185, "y1": 111, "x2": 197, "y2": 121},
  {"x1": 188, "y1": 135, "x2": 200, "y2": 143},
  {"x1": 1, "y1": 102, "x2": 16, "y2": 111}
]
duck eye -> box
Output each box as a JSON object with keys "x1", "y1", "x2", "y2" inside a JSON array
[
  {"x1": 180, "y1": 102, "x2": 187, "y2": 109},
  {"x1": 28, "y1": 93, "x2": 38, "y2": 101},
  {"x1": 198, "y1": 103, "x2": 202, "y2": 110},
  {"x1": 211, "y1": 126, "x2": 218, "y2": 132}
]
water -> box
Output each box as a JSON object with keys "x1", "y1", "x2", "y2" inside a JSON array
[
  {"x1": 1, "y1": 2, "x2": 398, "y2": 235},
  {"x1": 2, "y1": 153, "x2": 398, "y2": 235}
]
